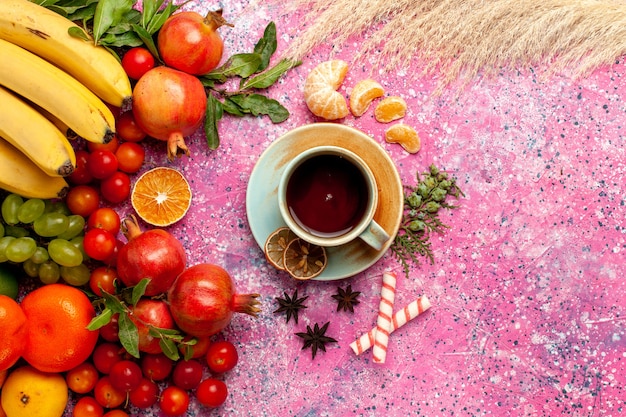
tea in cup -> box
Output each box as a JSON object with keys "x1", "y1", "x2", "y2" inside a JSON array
[{"x1": 278, "y1": 146, "x2": 390, "y2": 250}]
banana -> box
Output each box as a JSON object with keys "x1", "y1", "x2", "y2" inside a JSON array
[
  {"x1": 0, "y1": 0, "x2": 132, "y2": 107},
  {"x1": 0, "y1": 86, "x2": 76, "y2": 177},
  {"x1": 0, "y1": 38, "x2": 115, "y2": 144},
  {"x1": 0, "y1": 137, "x2": 69, "y2": 199}
]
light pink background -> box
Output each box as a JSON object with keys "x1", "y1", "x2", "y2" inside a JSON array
[{"x1": 68, "y1": 1, "x2": 626, "y2": 415}]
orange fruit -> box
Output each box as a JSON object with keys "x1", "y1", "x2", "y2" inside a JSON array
[
  {"x1": 349, "y1": 79, "x2": 384, "y2": 117},
  {"x1": 384, "y1": 124, "x2": 421, "y2": 154},
  {"x1": 0, "y1": 295, "x2": 27, "y2": 372},
  {"x1": 374, "y1": 96, "x2": 407, "y2": 123},
  {"x1": 303, "y1": 60, "x2": 350, "y2": 120},
  {"x1": 283, "y1": 238, "x2": 327, "y2": 280},
  {"x1": 264, "y1": 227, "x2": 298, "y2": 271},
  {"x1": 20, "y1": 284, "x2": 99, "y2": 373},
  {"x1": 131, "y1": 167, "x2": 192, "y2": 227}
]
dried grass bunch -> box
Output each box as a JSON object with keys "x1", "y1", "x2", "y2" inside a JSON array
[{"x1": 259, "y1": 0, "x2": 626, "y2": 90}]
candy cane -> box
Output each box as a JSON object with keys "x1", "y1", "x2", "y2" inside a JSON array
[
  {"x1": 372, "y1": 271, "x2": 397, "y2": 363},
  {"x1": 350, "y1": 295, "x2": 431, "y2": 355}
]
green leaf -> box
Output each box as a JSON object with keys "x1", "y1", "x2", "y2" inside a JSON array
[
  {"x1": 118, "y1": 312, "x2": 140, "y2": 358},
  {"x1": 101, "y1": 291, "x2": 127, "y2": 314},
  {"x1": 242, "y1": 58, "x2": 301, "y2": 90},
  {"x1": 131, "y1": 23, "x2": 160, "y2": 60},
  {"x1": 228, "y1": 93, "x2": 290, "y2": 123},
  {"x1": 141, "y1": 0, "x2": 161, "y2": 28},
  {"x1": 67, "y1": 26, "x2": 90, "y2": 41},
  {"x1": 213, "y1": 53, "x2": 263, "y2": 80},
  {"x1": 159, "y1": 338, "x2": 180, "y2": 361},
  {"x1": 93, "y1": 0, "x2": 134, "y2": 45},
  {"x1": 205, "y1": 94, "x2": 224, "y2": 150},
  {"x1": 222, "y1": 97, "x2": 246, "y2": 117},
  {"x1": 131, "y1": 278, "x2": 150, "y2": 305},
  {"x1": 253, "y1": 22, "x2": 277, "y2": 72},
  {"x1": 86, "y1": 308, "x2": 113, "y2": 331},
  {"x1": 146, "y1": 0, "x2": 177, "y2": 34}
]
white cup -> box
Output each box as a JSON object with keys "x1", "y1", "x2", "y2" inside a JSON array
[{"x1": 278, "y1": 146, "x2": 390, "y2": 250}]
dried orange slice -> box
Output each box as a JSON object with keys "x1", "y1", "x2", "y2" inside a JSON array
[
  {"x1": 283, "y1": 238, "x2": 327, "y2": 280},
  {"x1": 131, "y1": 167, "x2": 192, "y2": 227},
  {"x1": 349, "y1": 79, "x2": 384, "y2": 116},
  {"x1": 264, "y1": 227, "x2": 298, "y2": 270},
  {"x1": 374, "y1": 96, "x2": 407, "y2": 123},
  {"x1": 303, "y1": 60, "x2": 349, "y2": 120},
  {"x1": 385, "y1": 124, "x2": 421, "y2": 154}
]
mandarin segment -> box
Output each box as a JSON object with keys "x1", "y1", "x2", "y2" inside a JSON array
[
  {"x1": 264, "y1": 227, "x2": 298, "y2": 271},
  {"x1": 303, "y1": 60, "x2": 349, "y2": 120},
  {"x1": 131, "y1": 167, "x2": 192, "y2": 227},
  {"x1": 385, "y1": 124, "x2": 421, "y2": 154},
  {"x1": 349, "y1": 79, "x2": 385, "y2": 116},
  {"x1": 374, "y1": 96, "x2": 407, "y2": 123},
  {"x1": 283, "y1": 238, "x2": 327, "y2": 280}
]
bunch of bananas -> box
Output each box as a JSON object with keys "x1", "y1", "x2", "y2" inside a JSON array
[{"x1": 0, "y1": 0, "x2": 132, "y2": 199}]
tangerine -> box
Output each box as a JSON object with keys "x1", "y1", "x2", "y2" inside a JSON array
[
  {"x1": 283, "y1": 238, "x2": 327, "y2": 280},
  {"x1": 264, "y1": 227, "x2": 298, "y2": 271},
  {"x1": 384, "y1": 124, "x2": 421, "y2": 154},
  {"x1": 349, "y1": 79, "x2": 384, "y2": 117},
  {"x1": 303, "y1": 60, "x2": 349, "y2": 120},
  {"x1": 130, "y1": 167, "x2": 192, "y2": 227},
  {"x1": 20, "y1": 284, "x2": 99, "y2": 373},
  {"x1": 374, "y1": 96, "x2": 407, "y2": 123},
  {"x1": 0, "y1": 295, "x2": 27, "y2": 372}
]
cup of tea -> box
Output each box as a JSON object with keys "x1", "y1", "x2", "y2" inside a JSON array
[{"x1": 277, "y1": 145, "x2": 390, "y2": 250}]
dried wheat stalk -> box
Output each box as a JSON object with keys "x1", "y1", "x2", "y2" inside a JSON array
[{"x1": 257, "y1": 0, "x2": 626, "y2": 90}]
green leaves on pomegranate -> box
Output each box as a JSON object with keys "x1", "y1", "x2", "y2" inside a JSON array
[
  {"x1": 205, "y1": 94, "x2": 224, "y2": 150},
  {"x1": 253, "y1": 22, "x2": 278, "y2": 71},
  {"x1": 226, "y1": 93, "x2": 290, "y2": 123}
]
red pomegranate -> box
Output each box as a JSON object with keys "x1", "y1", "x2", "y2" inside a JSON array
[{"x1": 128, "y1": 299, "x2": 176, "y2": 354}]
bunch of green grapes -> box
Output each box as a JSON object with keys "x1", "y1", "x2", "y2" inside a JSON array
[{"x1": 0, "y1": 193, "x2": 90, "y2": 286}]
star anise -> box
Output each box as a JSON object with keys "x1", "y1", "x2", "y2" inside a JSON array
[
  {"x1": 274, "y1": 289, "x2": 308, "y2": 324},
  {"x1": 331, "y1": 284, "x2": 361, "y2": 313},
  {"x1": 295, "y1": 321, "x2": 337, "y2": 360}
]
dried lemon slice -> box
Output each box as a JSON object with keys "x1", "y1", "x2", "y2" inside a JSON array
[
  {"x1": 283, "y1": 238, "x2": 327, "y2": 280},
  {"x1": 374, "y1": 96, "x2": 407, "y2": 123},
  {"x1": 131, "y1": 167, "x2": 192, "y2": 227},
  {"x1": 264, "y1": 227, "x2": 298, "y2": 271},
  {"x1": 349, "y1": 79, "x2": 384, "y2": 117}
]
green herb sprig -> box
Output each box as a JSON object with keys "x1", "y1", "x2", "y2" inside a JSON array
[{"x1": 391, "y1": 164, "x2": 464, "y2": 278}]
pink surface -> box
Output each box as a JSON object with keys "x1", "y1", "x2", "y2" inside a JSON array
[{"x1": 71, "y1": 1, "x2": 625, "y2": 415}]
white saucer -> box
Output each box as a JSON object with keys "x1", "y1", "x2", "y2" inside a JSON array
[{"x1": 246, "y1": 123, "x2": 404, "y2": 281}]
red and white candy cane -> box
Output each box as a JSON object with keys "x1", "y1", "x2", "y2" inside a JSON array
[
  {"x1": 372, "y1": 271, "x2": 397, "y2": 363},
  {"x1": 350, "y1": 295, "x2": 431, "y2": 355}
]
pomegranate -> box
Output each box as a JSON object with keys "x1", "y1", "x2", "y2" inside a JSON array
[
  {"x1": 132, "y1": 66, "x2": 207, "y2": 160},
  {"x1": 167, "y1": 264, "x2": 260, "y2": 337},
  {"x1": 157, "y1": 10, "x2": 232, "y2": 75},
  {"x1": 116, "y1": 216, "x2": 186, "y2": 296},
  {"x1": 129, "y1": 299, "x2": 176, "y2": 354}
]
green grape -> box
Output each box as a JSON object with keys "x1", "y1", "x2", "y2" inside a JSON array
[
  {"x1": 0, "y1": 236, "x2": 16, "y2": 262},
  {"x1": 47, "y1": 238, "x2": 82, "y2": 267},
  {"x1": 30, "y1": 246, "x2": 49, "y2": 264},
  {"x1": 70, "y1": 236, "x2": 89, "y2": 262},
  {"x1": 33, "y1": 212, "x2": 69, "y2": 237},
  {"x1": 60, "y1": 263, "x2": 90, "y2": 286},
  {"x1": 1, "y1": 194, "x2": 24, "y2": 225},
  {"x1": 44, "y1": 200, "x2": 71, "y2": 215},
  {"x1": 38, "y1": 260, "x2": 60, "y2": 284},
  {"x1": 5, "y1": 236, "x2": 37, "y2": 263},
  {"x1": 57, "y1": 215, "x2": 86, "y2": 240},
  {"x1": 17, "y1": 198, "x2": 45, "y2": 224},
  {"x1": 4, "y1": 225, "x2": 30, "y2": 238},
  {"x1": 23, "y1": 259, "x2": 40, "y2": 278}
]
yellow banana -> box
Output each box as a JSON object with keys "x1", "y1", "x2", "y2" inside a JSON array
[
  {"x1": 0, "y1": 86, "x2": 76, "y2": 177},
  {"x1": 0, "y1": 0, "x2": 132, "y2": 107},
  {"x1": 0, "y1": 137, "x2": 69, "y2": 199},
  {"x1": 0, "y1": 38, "x2": 115, "y2": 144}
]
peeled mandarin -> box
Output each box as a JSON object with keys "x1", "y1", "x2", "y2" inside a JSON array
[
  {"x1": 374, "y1": 96, "x2": 407, "y2": 123},
  {"x1": 303, "y1": 60, "x2": 349, "y2": 120},
  {"x1": 349, "y1": 79, "x2": 384, "y2": 116},
  {"x1": 385, "y1": 124, "x2": 421, "y2": 154}
]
